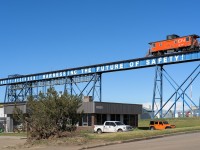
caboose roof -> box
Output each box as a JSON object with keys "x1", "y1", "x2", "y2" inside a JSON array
[{"x1": 149, "y1": 34, "x2": 200, "y2": 44}]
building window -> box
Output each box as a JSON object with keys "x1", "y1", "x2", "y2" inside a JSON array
[
  {"x1": 123, "y1": 114, "x2": 138, "y2": 127},
  {"x1": 96, "y1": 114, "x2": 107, "y2": 125},
  {"x1": 82, "y1": 114, "x2": 92, "y2": 126},
  {"x1": 116, "y1": 114, "x2": 120, "y2": 121},
  {"x1": 88, "y1": 114, "x2": 92, "y2": 126},
  {"x1": 102, "y1": 114, "x2": 107, "y2": 123},
  {"x1": 82, "y1": 114, "x2": 88, "y2": 126},
  {"x1": 123, "y1": 114, "x2": 129, "y2": 125},
  {"x1": 110, "y1": 114, "x2": 120, "y2": 121},
  {"x1": 96, "y1": 114, "x2": 102, "y2": 125},
  {"x1": 111, "y1": 114, "x2": 115, "y2": 121}
]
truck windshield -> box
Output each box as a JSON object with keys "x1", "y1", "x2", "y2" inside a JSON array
[{"x1": 115, "y1": 122, "x2": 125, "y2": 125}]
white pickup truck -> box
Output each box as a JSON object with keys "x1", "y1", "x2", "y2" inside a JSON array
[{"x1": 94, "y1": 121, "x2": 133, "y2": 134}]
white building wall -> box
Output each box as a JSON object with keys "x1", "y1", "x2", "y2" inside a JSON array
[{"x1": 0, "y1": 107, "x2": 7, "y2": 117}]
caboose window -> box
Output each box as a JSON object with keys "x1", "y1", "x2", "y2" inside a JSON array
[
  {"x1": 186, "y1": 37, "x2": 189, "y2": 41},
  {"x1": 159, "y1": 42, "x2": 162, "y2": 46},
  {"x1": 174, "y1": 40, "x2": 177, "y2": 43}
]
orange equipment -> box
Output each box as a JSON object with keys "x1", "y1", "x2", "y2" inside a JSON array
[
  {"x1": 148, "y1": 34, "x2": 200, "y2": 56},
  {"x1": 149, "y1": 120, "x2": 176, "y2": 130}
]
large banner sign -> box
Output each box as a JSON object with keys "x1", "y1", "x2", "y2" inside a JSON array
[{"x1": 0, "y1": 51, "x2": 200, "y2": 86}]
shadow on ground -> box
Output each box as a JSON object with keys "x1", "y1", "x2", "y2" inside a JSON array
[{"x1": 137, "y1": 127, "x2": 150, "y2": 130}]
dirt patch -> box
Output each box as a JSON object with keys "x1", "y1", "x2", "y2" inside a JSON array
[
  {"x1": 0, "y1": 136, "x2": 27, "y2": 149},
  {"x1": 0, "y1": 136, "x2": 106, "y2": 150}
]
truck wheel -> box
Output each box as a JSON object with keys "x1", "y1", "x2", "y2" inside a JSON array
[
  {"x1": 97, "y1": 129, "x2": 102, "y2": 134},
  {"x1": 117, "y1": 129, "x2": 123, "y2": 132},
  {"x1": 165, "y1": 126, "x2": 171, "y2": 129}
]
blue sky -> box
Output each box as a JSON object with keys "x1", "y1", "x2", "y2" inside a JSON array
[{"x1": 0, "y1": 0, "x2": 200, "y2": 110}]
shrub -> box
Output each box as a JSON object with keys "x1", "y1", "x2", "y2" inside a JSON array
[{"x1": 13, "y1": 87, "x2": 82, "y2": 140}]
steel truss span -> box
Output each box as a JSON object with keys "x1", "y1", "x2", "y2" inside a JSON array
[
  {"x1": 0, "y1": 51, "x2": 200, "y2": 86},
  {"x1": 4, "y1": 74, "x2": 102, "y2": 103},
  {"x1": 1, "y1": 51, "x2": 200, "y2": 118}
]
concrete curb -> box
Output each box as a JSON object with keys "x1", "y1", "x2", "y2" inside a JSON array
[{"x1": 79, "y1": 130, "x2": 200, "y2": 150}]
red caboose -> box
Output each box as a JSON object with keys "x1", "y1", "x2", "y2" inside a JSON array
[{"x1": 148, "y1": 34, "x2": 199, "y2": 56}]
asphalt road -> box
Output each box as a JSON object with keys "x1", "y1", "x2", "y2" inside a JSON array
[{"x1": 89, "y1": 132, "x2": 200, "y2": 150}]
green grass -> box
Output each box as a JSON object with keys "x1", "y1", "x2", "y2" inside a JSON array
[
  {"x1": 138, "y1": 117, "x2": 200, "y2": 128},
  {"x1": 86, "y1": 126, "x2": 200, "y2": 141},
  {"x1": 84, "y1": 117, "x2": 200, "y2": 142},
  {"x1": 0, "y1": 132, "x2": 27, "y2": 137},
  {"x1": 0, "y1": 118, "x2": 200, "y2": 145}
]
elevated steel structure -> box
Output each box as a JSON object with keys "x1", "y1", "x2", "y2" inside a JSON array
[
  {"x1": 153, "y1": 64, "x2": 200, "y2": 118},
  {"x1": 1, "y1": 50, "x2": 200, "y2": 118}
]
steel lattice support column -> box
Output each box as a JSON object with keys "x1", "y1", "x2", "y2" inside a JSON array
[
  {"x1": 4, "y1": 82, "x2": 33, "y2": 103},
  {"x1": 91, "y1": 73, "x2": 102, "y2": 102},
  {"x1": 64, "y1": 74, "x2": 102, "y2": 102},
  {"x1": 153, "y1": 64, "x2": 200, "y2": 118},
  {"x1": 152, "y1": 65, "x2": 163, "y2": 118}
]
